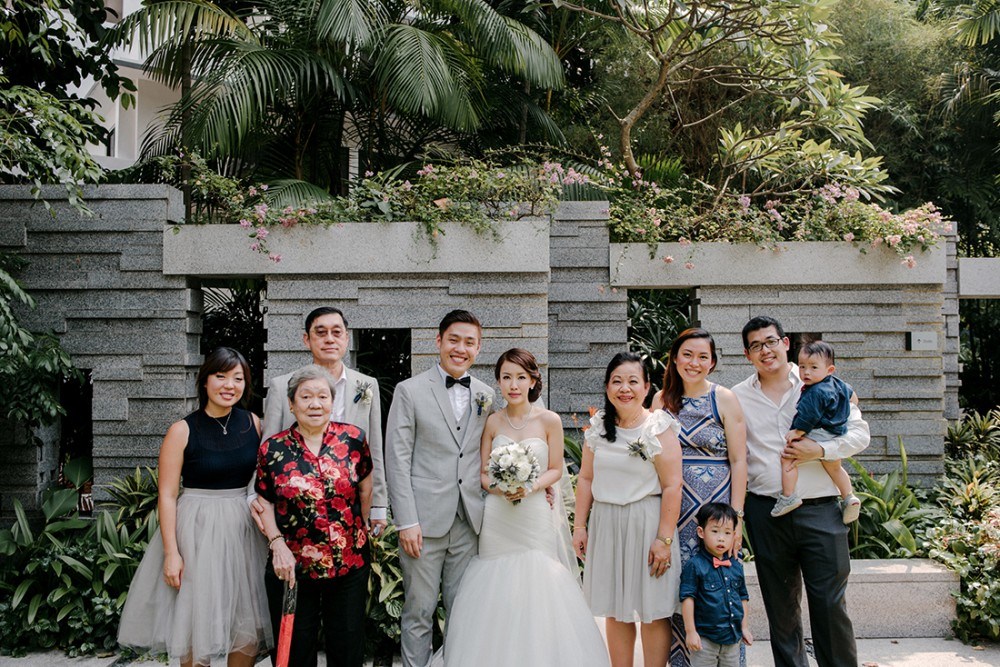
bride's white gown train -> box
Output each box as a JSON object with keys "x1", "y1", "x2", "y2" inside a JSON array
[{"x1": 440, "y1": 436, "x2": 610, "y2": 667}]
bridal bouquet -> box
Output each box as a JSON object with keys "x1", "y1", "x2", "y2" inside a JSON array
[{"x1": 487, "y1": 442, "x2": 541, "y2": 505}]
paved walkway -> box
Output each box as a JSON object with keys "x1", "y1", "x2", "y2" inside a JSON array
[{"x1": 2, "y1": 638, "x2": 999, "y2": 667}]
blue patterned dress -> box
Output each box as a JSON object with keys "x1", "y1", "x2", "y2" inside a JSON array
[{"x1": 668, "y1": 384, "x2": 744, "y2": 667}]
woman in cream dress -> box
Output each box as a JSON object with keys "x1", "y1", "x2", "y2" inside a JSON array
[{"x1": 573, "y1": 351, "x2": 684, "y2": 667}]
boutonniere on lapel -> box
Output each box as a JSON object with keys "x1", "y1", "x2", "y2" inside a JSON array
[
  {"x1": 475, "y1": 392, "x2": 492, "y2": 416},
  {"x1": 353, "y1": 380, "x2": 373, "y2": 406}
]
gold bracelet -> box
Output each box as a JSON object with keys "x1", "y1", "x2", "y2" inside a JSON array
[
  {"x1": 656, "y1": 535, "x2": 673, "y2": 546},
  {"x1": 573, "y1": 524, "x2": 586, "y2": 530},
  {"x1": 267, "y1": 534, "x2": 285, "y2": 548}
]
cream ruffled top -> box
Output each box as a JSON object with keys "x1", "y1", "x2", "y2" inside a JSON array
[{"x1": 584, "y1": 409, "x2": 679, "y2": 505}]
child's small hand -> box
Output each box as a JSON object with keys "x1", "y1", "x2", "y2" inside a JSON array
[
  {"x1": 686, "y1": 629, "x2": 702, "y2": 652},
  {"x1": 785, "y1": 429, "x2": 804, "y2": 445},
  {"x1": 742, "y1": 625, "x2": 754, "y2": 646}
]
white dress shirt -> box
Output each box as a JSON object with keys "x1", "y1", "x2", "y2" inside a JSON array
[
  {"x1": 437, "y1": 364, "x2": 471, "y2": 422},
  {"x1": 331, "y1": 364, "x2": 349, "y2": 423},
  {"x1": 731, "y1": 364, "x2": 870, "y2": 498}
]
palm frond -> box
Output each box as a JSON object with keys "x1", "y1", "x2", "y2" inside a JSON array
[
  {"x1": 374, "y1": 25, "x2": 479, "y2": 131},
  {"x1": 265, "y1": 179, "x2": 339, "y2": 207},
  {"x1": 314, "y1": 0, "x2": 385, "y2": 45},
  {"x1": 105, "y1": 0, "x2": 252, "y2": 53},
  {"x1": 955, "y1": 0, "x2": 1000, "y2": 46}
]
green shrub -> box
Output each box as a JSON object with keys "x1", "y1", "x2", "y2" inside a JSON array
[
  {"x1": 923, "y1": 456, "x2": 1000, "y2": 641},
  {"x1": 847, "y1": 441, "x2": 938, "y2": 558},
  {"x1": 0, "y1": 474, "x2": 150, "y2": 657},
  {"x1": 945, "y1": 410, "x2": 1000, "y2": 461}
]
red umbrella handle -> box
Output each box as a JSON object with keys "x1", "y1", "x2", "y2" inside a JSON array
[{"x1": 275, "y1": 579, "x2": 297, "y2": 667}]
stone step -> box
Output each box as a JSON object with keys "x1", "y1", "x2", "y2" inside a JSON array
[{"x1": 744, "y1": 558, "x2": 958, "y2": 640}]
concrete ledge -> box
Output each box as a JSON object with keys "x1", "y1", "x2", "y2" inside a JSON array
[
  {"x1": 610, "y1": 242, "x2": 946, "y2": 287},
  {"x1": 163, "y1": 219, "x2": 551, "y2": 275},
  {"x1": 958, "y1": 257, "x2": 1000, "y2": 298},
  {"x1": 745, "y1": 558, "x2": 958, "y2": 640}
]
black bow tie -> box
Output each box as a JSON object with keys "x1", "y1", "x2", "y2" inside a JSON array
[{"x1": 446, "y1": 376, "x2": 471, "y2": 388}]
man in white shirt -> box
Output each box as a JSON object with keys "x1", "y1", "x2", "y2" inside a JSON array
[
  {"x1": 731, "y1": 316, "x2": 869, "y2": 667},
  {"x1": 259, "y1": 307, "x2": 388, "y2": 536}
]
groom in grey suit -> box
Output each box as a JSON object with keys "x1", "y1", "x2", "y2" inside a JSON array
[{"x1": 386, "y1": 310, "x2": 495, "y2": 667}]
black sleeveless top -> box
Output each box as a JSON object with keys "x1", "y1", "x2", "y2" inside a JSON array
[{"x1": 181, "y1": 408, "x2": 259, "y2": 490}]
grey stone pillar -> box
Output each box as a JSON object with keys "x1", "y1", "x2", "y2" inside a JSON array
[
  {"x1": 0, "y1": 185, "x2": 200, "y2": 508},
  {"x1": 547, "y1": 202, "x2": 628, "y2": 427}
]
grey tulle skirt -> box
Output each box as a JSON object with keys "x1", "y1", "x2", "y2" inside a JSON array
[
  {"x1": 118, "y1": 488, "x2": 273, "y2": 663},
  {"x1": 583, "y1": 495, "x2": 682, "y2": 623}
]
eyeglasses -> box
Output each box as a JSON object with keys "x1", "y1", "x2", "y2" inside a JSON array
[{"x1": 747, "y1": 337, "x2": 783, "y2": 354}]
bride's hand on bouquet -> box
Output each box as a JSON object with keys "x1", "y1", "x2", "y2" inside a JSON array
[
  {"x1": 271, "y1": 538, "x2": 297, "y2": 589},
  {"x1": 648, "y1": 540, "x2": 671, "y2": 578},
  {"x1": 504, "y1": 483, "x2": 536, "y2": 503},
  {"x1": 572, "y1": 526, "x2": 587, "y2": 561}
]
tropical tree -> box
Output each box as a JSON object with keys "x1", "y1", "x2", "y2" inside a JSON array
[
  {"x1": 552, "y1": 0, "x2": 890, "y2": 200},
  {"x1": 0, "y1": 0, "x2": 130, "y2": 433},
  {"x1": 110, "y1": 0, "x2": 565, "y2": 201}
]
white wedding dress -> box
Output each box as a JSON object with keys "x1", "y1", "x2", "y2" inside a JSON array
[{"x1": 440, "y1": 436, "x2": 610, "y2": 667}]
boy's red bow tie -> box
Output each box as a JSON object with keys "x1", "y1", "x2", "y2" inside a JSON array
[{"x1": 713, "y1": 557, "x2": 732, "y2": 568}]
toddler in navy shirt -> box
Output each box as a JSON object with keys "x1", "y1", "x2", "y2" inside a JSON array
[
  {"x1": 680, "y1": 503, "x2": 752, "y2": 667},
  {"x1": 772, "y1": 340, "x2": 861, "y2": 523}
]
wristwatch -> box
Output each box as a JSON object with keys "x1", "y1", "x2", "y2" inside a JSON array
[
  {"x1": 736, "y1": 509, "x2": 745, "y2": 519},
  {"x1": 656, "y1": 535, "x2": 673, "y2": 546}
]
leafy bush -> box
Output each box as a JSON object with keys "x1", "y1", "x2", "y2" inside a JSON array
[
  {"x1": 148, "y1": 153, "x2": 572, "y2": 261},
  {"x1": 606, "y1": 172, "x2": 951, "y2": 266},
  {"x1": 366, "y1": 524, "x2": 405, "y2": 663},
  {"x1": 847, "y1": 442, "x2": 938, "y2": 558},
  {"x1": 0, "y1": 469, "x2": 150, "y2": 656},
  {"x1": 946, "y1": 410, "x2": 1000, "y2": 460},
  {"x1": 923, "y1": 456, "x2": 1000, "y2": 641}
]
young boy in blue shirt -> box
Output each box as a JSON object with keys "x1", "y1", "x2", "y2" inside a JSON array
[{"x1": 680, "y1": 503, "x2": 752, "y2": 667}]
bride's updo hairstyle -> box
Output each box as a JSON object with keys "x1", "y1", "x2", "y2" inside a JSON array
[
  {"x1": 602, "y1": 351, "x2": 648, "y2": 443},
  {"x1": 494, "y1": 348, "x2": 543, "y2": 403}
]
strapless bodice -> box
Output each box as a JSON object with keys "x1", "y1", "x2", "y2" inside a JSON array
[{"x1": 491, "y1": 434, "x2": 548, "y2": 462}]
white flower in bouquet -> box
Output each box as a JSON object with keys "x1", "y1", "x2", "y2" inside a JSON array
[{"x1": 487, "y1": 442, "x2": 541, "y2": 505}]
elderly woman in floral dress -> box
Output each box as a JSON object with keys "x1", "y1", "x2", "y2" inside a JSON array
[{"x1": 256, "y1": 365, "x2": 373, "y2": 667}]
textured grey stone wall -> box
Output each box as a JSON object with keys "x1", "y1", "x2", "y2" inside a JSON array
[
  {"x1": 547, "y1": 202, "x2": 629, "y2": 426},
  {"x1": 263, "y1": 272, "x2": 550, "y2": 391},
  {"x1": 0, "y1": 185, "x2": 955, "y2": 508},
  {"x1": 695, "y1": 280, "x2": 949, "y2": 484},
  {"x1": 944, "y1": 234, "x2": 961, "y2": 421},
  {"x1": 0, "y1": 185, "x2": 200, "y2": 509}
]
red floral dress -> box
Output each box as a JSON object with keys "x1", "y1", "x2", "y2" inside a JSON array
[{"x1": 256, "y1": 422, "x2": 372, "y2": 579}]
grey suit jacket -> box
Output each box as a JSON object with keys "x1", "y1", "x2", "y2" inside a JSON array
[
  {"x1": 261, "y1": 366, "x2": 387, "y2": 510},
  {"x1": 385, "y1": 367, "x2": 494, "y2": 537}
]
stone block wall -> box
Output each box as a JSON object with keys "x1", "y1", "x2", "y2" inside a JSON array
[
  {"x1": 697, "y1": 282, "x2": 950, "y2": 483},
  {"x1": 0, "y1": 185, "x2": 958, "y2": 507},
  {"x1": 547, "y1": 202, "x2": 628, "y2": 424},
  {"x1": 0, "y1": 185, "x2": 201, "y2": 508},
  {"x1": 263, "y1": 273, "x2": 551, "y2": 392}
]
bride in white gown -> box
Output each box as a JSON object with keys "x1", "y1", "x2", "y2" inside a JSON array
[{"x1": 441, "y1": 348, "x2": 610, "y2": 667}]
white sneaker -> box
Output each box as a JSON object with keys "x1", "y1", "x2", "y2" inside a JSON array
[
  {"x1": 842, "y1": 494, "x2": 861, "y2": 524},
  {"x1": 771, "y1": 493, "x2": 802, "y2": 517}
]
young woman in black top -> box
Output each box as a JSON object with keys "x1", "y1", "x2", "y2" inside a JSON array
[{"x1": 119, "y1": 347, "x2": 272, "y2": 666}]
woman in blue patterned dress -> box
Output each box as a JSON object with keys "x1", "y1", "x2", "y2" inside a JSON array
[{"x1": 651, "y1": 328, "x2": 747, "y2": 667}]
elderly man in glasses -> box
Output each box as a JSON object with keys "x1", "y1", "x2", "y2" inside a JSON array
[{"x1": 731, "y1": 316, "x2": 870, "y2": 667}]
